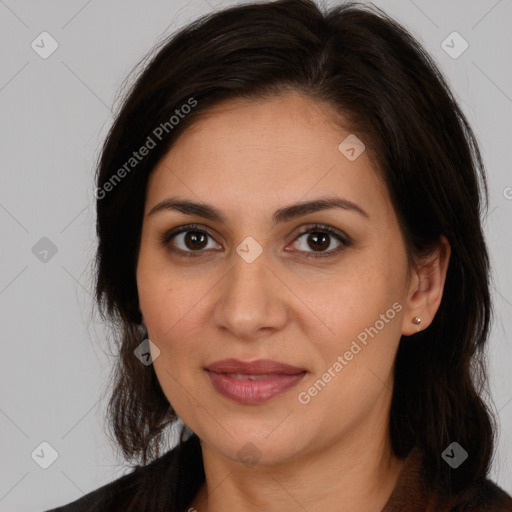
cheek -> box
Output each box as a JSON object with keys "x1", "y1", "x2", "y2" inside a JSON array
[
  {"x1": 136, "y1": 255, "x2": 214, "y2": 374},
  {"x1": 299, "y1": 286, "x2": 403, "y2": 425},
  {"x1": 322, "y1": 298, "x2": 402, "y2": 381},
  {"x1": 311, "y1": 259, "x2": 398, "y2": 334},
  {"x1": 137, "y1": 246, "x2": 188, "y2": 339},
  {"x1": 137, "y1": 265, "x2": 204, "y2": 406},
  {"x1": 137, "y1": 257, "x2": 170, "y2": 339},
  {"x1": 305, "y1": 256, "x2": 405, "y2": 380},
  {"x1": 138, "y1": 277, "x2": 190, "y2": 345}
]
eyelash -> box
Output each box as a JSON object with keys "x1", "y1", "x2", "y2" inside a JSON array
[{"x1": 160, "y1": 223, "x2": 352, "y2": 260}]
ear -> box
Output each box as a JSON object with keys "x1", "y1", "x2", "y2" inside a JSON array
[{"x1": 401, "y1": 235, "x2": 451, "y2": 336}]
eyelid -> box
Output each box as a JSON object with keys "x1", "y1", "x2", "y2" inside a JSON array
[
  {"x1": 161, "y1": 223, "x2": 213, "y2": 244},
  {"x1": 293, "y1": 223, "x2": 351, "y2": 245},
  {"x1": 160, "y1": 222, "x2": 352, "y2": 258},
  {"x1": 289, "y1": 223, "x2": 352, "y2": 259}
]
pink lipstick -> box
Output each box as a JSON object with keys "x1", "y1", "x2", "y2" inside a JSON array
[{"x1": 205, "y1": 359, "x2": 306, "y2": 404}]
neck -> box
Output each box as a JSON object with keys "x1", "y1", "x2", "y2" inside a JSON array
[{"x1": 188, "y1": 404, "x2": 405, "y2": 512}]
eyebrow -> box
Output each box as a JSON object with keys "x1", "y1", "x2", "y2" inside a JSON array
[{"x1": 147, "y1": 196, "x2": 369, "y2": 224}]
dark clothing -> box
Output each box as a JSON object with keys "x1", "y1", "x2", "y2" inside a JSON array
[
  {"x1": 380, "y1": 447, "x2": 512, "y2": 511},
  {"x1": 44, "y1": 437, "x2": 512, "y2": 512}
]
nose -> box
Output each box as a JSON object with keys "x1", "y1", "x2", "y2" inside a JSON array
[{"x1": 212, "y1": 249, "x2": 289, "y2": 342}]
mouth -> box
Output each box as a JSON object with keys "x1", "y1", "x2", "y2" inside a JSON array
[{"x1": 204, "y1": 359, "x2": 307, "y2": 404}]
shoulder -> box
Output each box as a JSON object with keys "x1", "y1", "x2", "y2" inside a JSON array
[
  {"x1": 42, "y1": 448, "x2": 177, "y2": 512},
  {"x1": 449, "y1": 478, "x2": 512, "y2": 511},
  {"x1": 384, "y1": 447, "x2": 512, "y2": 512}
]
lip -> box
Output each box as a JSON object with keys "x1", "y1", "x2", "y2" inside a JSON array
[
  {"x1": 205, "y1": 359, "x2": 307, "y2": 404},
  {"x1": 205, "y1": 358, "x2": 306, "y2": 375}
]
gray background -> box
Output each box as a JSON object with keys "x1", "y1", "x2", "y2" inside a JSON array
[{"x1": 1, "y1": 0, "x2": 511, "y2": 510}]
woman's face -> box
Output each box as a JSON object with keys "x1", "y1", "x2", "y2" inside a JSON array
[{"x1": 136, "y1": 91, "x2": 417, "y2": 467}]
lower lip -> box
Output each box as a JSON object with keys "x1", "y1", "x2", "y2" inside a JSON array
[{"x1": 205, "y1": 370, "x2": 306, "y2": 404}]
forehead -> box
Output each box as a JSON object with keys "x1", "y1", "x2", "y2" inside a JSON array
[{"x1": 146, "y1": 91, "x2": 392, "y2": 222}]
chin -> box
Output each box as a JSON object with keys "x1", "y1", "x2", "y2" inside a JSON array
[{"x1": 197, "y1": 421, "x2": 308, "y2": 468}]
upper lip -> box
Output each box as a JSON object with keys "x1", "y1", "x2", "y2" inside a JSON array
[{"x1": 205, "y1": 358, "x2": 306, "y2": 375}]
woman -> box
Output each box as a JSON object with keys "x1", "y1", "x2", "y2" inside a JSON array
[{"x1": 45, "y1": 0, "x2": 512, "y2": 510}]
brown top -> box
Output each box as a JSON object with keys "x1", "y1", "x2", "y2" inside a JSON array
[
  {"x1": 382, "y1": 447, "x2": 512, "y2": 511},
  {"x1": 45, "y1": 439, "x2": 512, "y2": 512}
]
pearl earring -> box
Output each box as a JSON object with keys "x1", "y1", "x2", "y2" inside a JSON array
[{"x1": 412, "y1": 317, "x2": 422, "y2": 325}]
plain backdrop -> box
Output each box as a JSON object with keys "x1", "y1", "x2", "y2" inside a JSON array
[{"x1": 1, "y1": 0, "x2": 511, "y2": 510}]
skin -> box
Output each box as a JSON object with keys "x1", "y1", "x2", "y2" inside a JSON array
[{"x1": 136, "y1": 91, "x2": 451, "y2": 512}]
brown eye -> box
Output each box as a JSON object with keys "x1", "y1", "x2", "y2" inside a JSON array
[
  {"x1": 289, "y1": 224, "x2": 351, "y2": 259},
  {"x1": 182, "y1": 231, "x2": 208, "y2": 250},
  {"x1": 161, "y1": 223, "x2": 351, "y2": 259},
  {"x1": 305, "y1": 232, "x2": 331, "y2": 252},
  {"x1": 161, "y1": 224, "x2": 221, "y2": 257}
]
